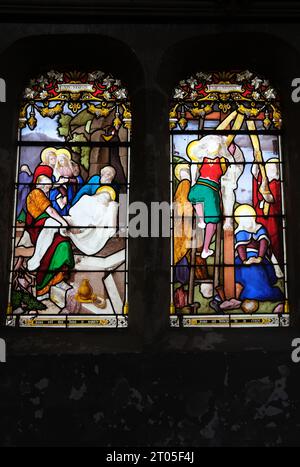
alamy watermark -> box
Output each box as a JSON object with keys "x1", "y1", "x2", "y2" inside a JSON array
[
  {"x1": 0, "y1": 338, "x2": 6, "y2": 363},
  {"x1": 291, "y1": 78, "x2": 300, "y2": 103},
  {"x1": 291, "y1": 338, "x2": 300, "y2": 363},
  {"x1": 0, "y1": 78, "x2": 6, "y2": 103},
  {"x1": 118, "y1": 196, "x2": 213, "y2": 244}
]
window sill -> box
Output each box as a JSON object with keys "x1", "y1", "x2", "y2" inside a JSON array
[
  {"x1": 1, "y1": 325, "x2": 299, "y2": 355},
  {"x1": 0, "y1": 327, "x2": 143, "y2": 355}
]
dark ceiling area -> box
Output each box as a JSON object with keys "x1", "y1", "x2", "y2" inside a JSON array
[{"x1": 1, "y1": 1, "x2": 300, "y2": 22}]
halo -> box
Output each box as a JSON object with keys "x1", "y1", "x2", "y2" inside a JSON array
[
  {"x1": 174, "y1": 163, "x2": 190, "y2": 181},
  {"x1": 41, "y1": 147, "x2": 57, "y2": 163},
  {"x1": 234, "y1": 204, "x2": 256, "y2": 223},
  {"x1": 187, "y1": 140, "x2": 202, "y2": 162},
  {"x1": 96, "y1": 185, "x2": 116, "y2": 201},
  {"x1": 56, "y1": 148, "x2": 72, "y2": 160}
]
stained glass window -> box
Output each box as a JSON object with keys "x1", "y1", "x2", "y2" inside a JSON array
[
  {"x1": 170, "y1": 70, "x2": 289, "y2": 328},
  {"x1": 7, "y1": 70, "x2": 131, "y2": 328}
]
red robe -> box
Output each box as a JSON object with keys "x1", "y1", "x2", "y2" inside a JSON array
[
  {"x1": 253, "y1": 174, "x2": 283, "y2": 268},
  {"x1": 25, "y1": 189, "x2": 74, "y2": 297},
  {"x1": 33, "y1": 165, "x2": 53, "y2": 184}
]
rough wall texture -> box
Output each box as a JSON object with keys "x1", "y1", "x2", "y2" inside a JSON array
[{"x1": 1, "y1": 352, "x2": 299, "y2": 447}]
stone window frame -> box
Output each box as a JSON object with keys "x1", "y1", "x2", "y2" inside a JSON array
[{"x1": 0, "y1": 31, "x2": 300, "y2": 355}]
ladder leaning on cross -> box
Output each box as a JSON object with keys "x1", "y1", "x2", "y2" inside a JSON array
[{"x1": 187, "y1": 110, "x2": 274, "y2": 307}]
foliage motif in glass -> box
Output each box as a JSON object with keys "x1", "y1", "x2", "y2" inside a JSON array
[
  {"x1": 8, "y1": 70, "x2": 131, "y2": 328},
  {"x1": 170, "y1": 70, "x2": 289, "y2": 328}
]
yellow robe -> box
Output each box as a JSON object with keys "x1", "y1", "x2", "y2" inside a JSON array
[{"x1": 174, "y1": 180, "x2": 193, "y2": 265}]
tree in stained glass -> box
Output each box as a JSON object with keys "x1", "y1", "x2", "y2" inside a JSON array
[
  {"x1": 7, "y1": 70, "x2": 131, "y2": 328},
  {"x1": 170, "y1": 70, "x2": 289, "y2": 328}
]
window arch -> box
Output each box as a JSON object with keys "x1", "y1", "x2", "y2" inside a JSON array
[
  {"x1": 170, "y1": 70, "x2": 289, "y2": 328},
  {"x1": 7, "y1": 70, "x2": 131, "y2": 328}
]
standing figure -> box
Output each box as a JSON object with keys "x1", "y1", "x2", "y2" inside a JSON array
[
  {"x1": 173, "y1": 162, "x2": 208, "y2": 299},
  {"x1": 53, "y1": 149, "x2": 75, "y2": 181},
  {"x1": 17, "y1": 165, "x2": 33, "y2": 222},
  {"x1": 174, "y1": 164, "x2": 193, "y2": 265},
  {"x1": 71, "y1": 161, "x2": 84, "y2": 194},
  {"x1": 252, "y1": 157, "x2": 283, "y2": 268},
  {"x1": 187, "y1": 135, "x2": 233, "y2": 259},
  {"x1": 173, "y1": 163, "x2": 193, "y2": 285},
  {"x1": 50, "y1": 149, "x2": 77, "y2": 215},
  {"x1": 234, "y1": 204, "x2": 283, "y2": 302},
  {"x1": 33, "y1": 147, "x2": 57, "y2": 183}
]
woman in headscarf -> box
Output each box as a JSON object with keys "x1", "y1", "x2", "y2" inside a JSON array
[
  {"x1": 234, "y1": 204, "x2": 283, "y2": 302},
  {"x1": 50, "y1": 149, "x2": 77, "y2": 215},
  {"x1": 32, "y1": 147, "x2": 57, "y2": 183}
]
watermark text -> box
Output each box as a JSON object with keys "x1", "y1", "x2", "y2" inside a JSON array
[{"x1": 0, "y1": 338, "x2": 6, "y2": 363}]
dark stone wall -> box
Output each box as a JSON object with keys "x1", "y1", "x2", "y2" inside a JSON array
[
  {"x1": 1, "y1": 352, "x2": 300, "y2": 447},
  {"x1": 1, "y1": 14, "x2": 300, "y2": 446}
]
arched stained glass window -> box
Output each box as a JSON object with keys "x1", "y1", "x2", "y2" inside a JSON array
[
  {"x1": 170, "y1": 70, "x2": 289, "y2": 328},
  {"x1": 7, "y1": 70, "x2": 131, "y2": 328}
]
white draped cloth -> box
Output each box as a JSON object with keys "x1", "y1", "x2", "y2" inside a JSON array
[
  {"x1": 26, "y1": 193, "x2": 119, "y2": 271},
  {"x1": 66, "y1": 194, "x2": 119, "y2": 255}
]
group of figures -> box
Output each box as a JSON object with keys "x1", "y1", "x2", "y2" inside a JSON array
[
  {"x1": 173, "y1": 135, "x2": 285, "y2": 315},
  {"x1": 4, "y1": 69, "x2": 133, "y2": 326},
  {"x1": 15, "y1": 146, "x2": 119, "y2": 303}
]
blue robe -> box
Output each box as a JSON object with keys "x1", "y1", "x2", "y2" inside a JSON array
[
  {"x1": 76, "y1": 175, "x2": 84, "y2": 192},
  {"x1": 175, "y1": 256, "x2": 190, "y2": 285},
  {"x1": 235, "y1": 226, "x2": 283, "y2": 301},
  {"x1": 49, "y1": 175, "x2": 77, "y2": 216},
  {"x1": 71, "y1": 176, "x2": 119, "y2": 206},
  {"x1": 71, "y1": 175, "x2": 101, "y2": 206}
]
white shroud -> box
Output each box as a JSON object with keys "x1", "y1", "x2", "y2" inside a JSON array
[
  {"x1": 66, "y1": 194, "x2": 119, "y2": 256},
  {"x1": 26, "y1": 193, "x2": 119, "y2": 271}
]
